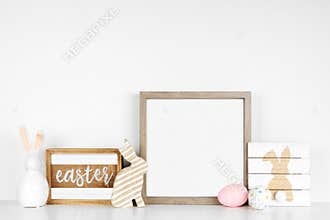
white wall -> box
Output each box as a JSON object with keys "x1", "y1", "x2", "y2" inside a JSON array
[{"x1": 0, "y1": 0, "x2": 329, "y2": 201}]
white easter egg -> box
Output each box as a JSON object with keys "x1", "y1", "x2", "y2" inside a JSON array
[{"x1": 248, "y1": 186, "x2": 271, "y2": 210}]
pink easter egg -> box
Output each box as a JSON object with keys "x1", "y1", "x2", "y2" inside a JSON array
[{"x1": 217, "y1": 184, "x2": 248, "y2": 207}]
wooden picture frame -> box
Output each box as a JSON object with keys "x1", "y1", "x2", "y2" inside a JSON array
[
  {"x1": 46, "y1": 148, "x2": 122, "y2": 205},
  {"x1": 140, "y1": 91, "x2": 251, "y2": 204}
]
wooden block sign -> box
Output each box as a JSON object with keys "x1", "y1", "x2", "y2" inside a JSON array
[
  {"x1": 46, "y1": 148, "x2": 122, "y2": 204},
  {"x1": 248, "y1": 143, "x2": 310, "y2": 206}
]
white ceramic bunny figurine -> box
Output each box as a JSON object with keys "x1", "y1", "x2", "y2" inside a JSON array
[{"x1": 17, "y1": 127, "x2": 49, "y2": 207}]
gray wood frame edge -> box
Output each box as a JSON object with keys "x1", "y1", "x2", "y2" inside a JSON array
[{"x1": 140, "y1": 91, "x2": 251, "y2": 205}]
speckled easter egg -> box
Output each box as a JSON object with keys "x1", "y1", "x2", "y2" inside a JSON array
[
  {"x1": 248, "y1": 186, "x2": 272, "y2": 210},
  {"x1": 217, "y1": 184, "x2": 248, "y2": 207}
]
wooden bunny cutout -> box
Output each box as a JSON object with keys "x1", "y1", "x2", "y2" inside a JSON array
[
  {"x1": 111, "y1": 140, "x2": 148, "y2": 207},
  {"x1": 263, "y1": 146, "x2": 293, "y2": 201}
]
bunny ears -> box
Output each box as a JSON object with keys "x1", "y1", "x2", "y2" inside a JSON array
[{"x1": 19, "y1": 127, "x2": 44, "y2": 152}]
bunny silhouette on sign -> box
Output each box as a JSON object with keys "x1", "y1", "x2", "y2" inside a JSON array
[
  {"x1": 17, "y1": 127, "x2": 49, "y2": 207},
  {"x1": 263, "y1": 146, "x2": 293, "y2": 202},
  {"x1": 111, "y1": 140, "x2": 148, "y2": 207}
]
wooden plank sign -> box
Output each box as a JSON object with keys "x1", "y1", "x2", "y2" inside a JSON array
[
  {"x1": 46, "y1": 148, "x2": 122, "y2": 205},
  {"x1": 248, "y1": 158, "x2": 310, "y2": 174},
  {"x1": 248, "y1": 143, "x2": 310, "y2": 206},
  {"x1": 248, "y1": 174, "x2": 310, "y2": 189}
]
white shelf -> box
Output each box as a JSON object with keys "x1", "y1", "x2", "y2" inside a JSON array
[{"x1": 0, "y1": 201, "x2": 328, "y2": 220}]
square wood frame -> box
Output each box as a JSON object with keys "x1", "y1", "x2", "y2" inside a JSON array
[
  {"x1": 140, "y1": 91, "x2": 251, "y2": 204},
  {"x1": 46, "y1": 148, "x2": 122, "y2": 205}
]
